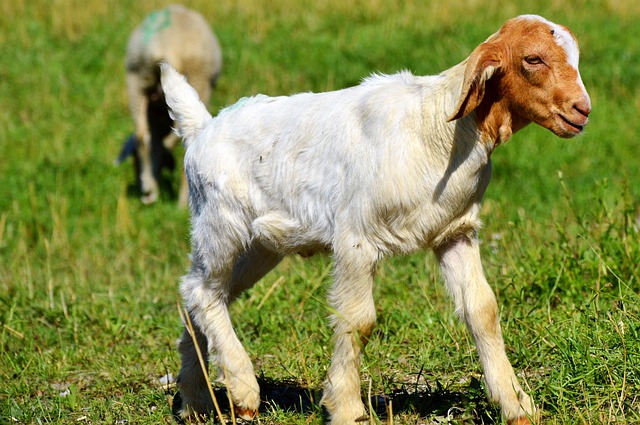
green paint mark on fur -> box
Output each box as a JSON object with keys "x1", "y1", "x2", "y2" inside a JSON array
[
  {"x1": 220, "y1": 95, "x2": 274, "y2": 117},
  {"x1": 224, "y1": 97, "x2": 256, "y2": 112},
  {"x1": 142, "y1": 8, "x2": 172, "y2": 44}
]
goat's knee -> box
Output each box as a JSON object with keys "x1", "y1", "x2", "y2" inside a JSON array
[{"x1": 464, "y1": 290, "x2": 500, "y2": 342}]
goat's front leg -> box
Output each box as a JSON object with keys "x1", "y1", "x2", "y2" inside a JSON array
[
  {"x1": 321, "y1": 238, "x2": 378, "y2": 424},
  {"x1": 436, "y1": 236, "x2": 536, "y2": 425}
]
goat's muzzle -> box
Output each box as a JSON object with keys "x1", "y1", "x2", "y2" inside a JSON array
[{"x1": 555, "y1": 96, "x2": 591, "y2": 137}]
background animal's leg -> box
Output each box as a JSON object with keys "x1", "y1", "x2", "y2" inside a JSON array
[
  {"x1": 162, "y1": 132, "x2": 180, "y2": 150},
  {"x1": 178, "y1": 169, "x2": 188, "y2": 209},
  {"x1": 436, "y1": 237, "x2": 535, "y2": 424},
  {"x1": 160, "y1": 131, "x2": 186, "y2": 209},
  {"x1": 126, "y1": 72, "x2": 158, "y2": 204},
  {"x1": 322, "y1": 236, "x2": 378, "y2": 424}
]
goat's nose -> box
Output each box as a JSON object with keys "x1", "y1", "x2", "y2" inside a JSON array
[{"x1": 575, "y1": 96, "x2": 591, "y2": 117}]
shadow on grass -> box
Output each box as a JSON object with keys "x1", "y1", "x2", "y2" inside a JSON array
[
  {"x1": 123, "y1": 173, "x2": 179, "y2": 203},
  {"x1": 170, "y1": 375, "x2": 500, "y2": 423}
]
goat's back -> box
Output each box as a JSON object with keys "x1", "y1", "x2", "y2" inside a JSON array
[{"x1": 126, "y1": 5, "x2": 222, "y2": 89}]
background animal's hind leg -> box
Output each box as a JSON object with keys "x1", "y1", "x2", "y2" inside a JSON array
[
  {"x1": 126, "y1": 72, "x2": 157, "y2": 204},
  {"x1": 178, "y1": 169, "x2": 188, "y2": 209}
]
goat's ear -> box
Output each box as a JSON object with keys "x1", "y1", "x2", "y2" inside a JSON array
[{"x1": 448, "y1": 42, "x2": 502, "y2": 122}]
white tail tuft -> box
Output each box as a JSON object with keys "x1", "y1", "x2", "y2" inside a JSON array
[{"x1": 160, "y1": 61, "x2": 212, "y2": 146}]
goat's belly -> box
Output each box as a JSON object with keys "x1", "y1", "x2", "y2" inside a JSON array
[
  {"x1": 251, "y1": 211, "x2": 330, "y2": 256},
  {"x1": 364, "y1": 196, "x2": 485, "y2": 254}
]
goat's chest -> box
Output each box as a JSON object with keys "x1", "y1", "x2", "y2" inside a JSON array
[
  {"x1": 434, "y1": 155, "x2": 492, "y2": 211},
  {"x1": 370, "y1": 147, "x2": 492, "y2": 252},
  {"x1": 425, "y1": 152, "x2": 493, "y2": 244}
]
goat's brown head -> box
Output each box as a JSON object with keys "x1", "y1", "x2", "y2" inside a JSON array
[{"x1": 449, "y1": 15, "x2": 591, "y2": 143}]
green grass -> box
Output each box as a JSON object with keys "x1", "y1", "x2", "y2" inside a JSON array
[{"x1": 1, "y1": 0, "x2": 640, "y2": 423}]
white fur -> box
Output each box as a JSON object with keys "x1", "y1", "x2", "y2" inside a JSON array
[
  {"x1": 159, "y1": 62, "x2": 212, "y2": 142},
  {"x1": 162, "y1": 14, "x2": 590, "y2": 425}
]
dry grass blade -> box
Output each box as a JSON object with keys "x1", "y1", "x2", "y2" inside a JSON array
[
  {"x1": 368, "y1": 378, "x2": 374, "y2": 425},
  {"x1": 177, "y1": 301, "x2": 227, "y2": 424},
  {"x1": 224, "y1": 367, "x2": 237, "y2": 424},
  {"x1": 3, "y1": 324, "x2": 25, "y2": 339}
]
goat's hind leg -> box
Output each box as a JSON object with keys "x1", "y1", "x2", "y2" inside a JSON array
[
  {"x1": 436, "y1": 237, "x2": 536, "y2": 425},
  {"x1": 178, "y1": 241, "x2": 282, "y2": 420}
]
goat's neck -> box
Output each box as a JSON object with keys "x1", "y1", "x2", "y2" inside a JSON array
[
  {"x1": 420, "y1": 64, "x2": 486, "y2": 158},
  {"x1": 437, "y1": 61, "x2": 531, "y2": 152},
  {"x1": 474, "y1": 75, "x2": 533, "y2": 151},
  {"x1": 470, "y1": 88, "x2": 516, "y2": 150}
]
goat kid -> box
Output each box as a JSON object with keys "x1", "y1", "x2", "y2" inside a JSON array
[{"x1": 161, "y1": 14, "x2": 590, "y2": 425}]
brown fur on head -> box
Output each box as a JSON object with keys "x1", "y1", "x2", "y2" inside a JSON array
[{"x1": 449, "y1": 15, "x2": 591, "y2": 146}]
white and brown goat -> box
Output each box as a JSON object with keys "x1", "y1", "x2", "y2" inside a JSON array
[{"x1": 161, "y1": 15, "x2": 590, "y2": 424}]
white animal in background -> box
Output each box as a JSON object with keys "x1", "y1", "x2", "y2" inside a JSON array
[
  {"x1": 118, "y1": 4, "x2": 222, "y2": 207},
  {"x1": 162, "y1": 14, "x2": 590, "y2": 425}
]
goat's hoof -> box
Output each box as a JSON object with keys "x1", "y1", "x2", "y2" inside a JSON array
[
  {"x1": 508, "y1": 417, "x2": 532, "y2": 425},
  {"x1": 234, "y1": 405, "x2": 258, "y2": 421},
  {"x1": 141, "y1": 193, "x2": 158, "y2": 205}
]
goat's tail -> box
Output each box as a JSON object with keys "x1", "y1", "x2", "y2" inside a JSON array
[{"x1": 160, "y1": 62, "x2": 212, "y2": 146}]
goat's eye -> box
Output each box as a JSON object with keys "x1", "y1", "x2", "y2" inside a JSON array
[{"x1": 524, "y1": 56, "x2": 543, "y2": 65}]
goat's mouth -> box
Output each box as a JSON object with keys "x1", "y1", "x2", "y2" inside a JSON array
[{"x1": 557, "y1": 113, "x2": 587, "y2": 136}]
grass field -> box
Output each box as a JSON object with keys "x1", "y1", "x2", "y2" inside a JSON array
[{"x1": 1, "y1": 0, "x2": 640, "y2": 423}]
